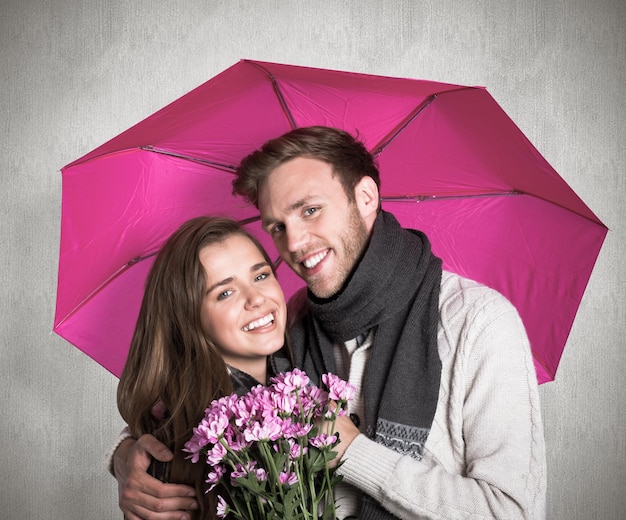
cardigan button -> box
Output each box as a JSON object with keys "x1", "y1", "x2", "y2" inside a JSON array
[{"x1": 349, "y1": 413, "x2": 360, "y2": 427}]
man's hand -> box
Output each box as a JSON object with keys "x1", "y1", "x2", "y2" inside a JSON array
[
  {"x1": 326, "y1": 413, "x2": 360, "y2": 468},
  {"x1": 114, "y1": 434, "x2": 198, "y2": 520},
  {"x1": 319, "y1": 401, "x2": 361, "y2": 467}
]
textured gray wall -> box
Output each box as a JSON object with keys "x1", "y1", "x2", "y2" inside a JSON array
[{"x1": 2, "y1": 1, "x2": 624, "y2": 518}]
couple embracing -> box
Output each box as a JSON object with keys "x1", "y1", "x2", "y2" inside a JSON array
[{"x1": 112, "y1": 126, "x2": 546, "y2": 520}]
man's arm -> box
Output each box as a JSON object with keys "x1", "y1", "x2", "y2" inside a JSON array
[
  {"x1": 111, "y1": 434, "x2": 199, "y2": 520},
  {"x1": 333, "y1": 288, "x2": 547, "y2": 519}
]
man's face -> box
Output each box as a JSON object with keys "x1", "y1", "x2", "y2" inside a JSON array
[{"x1": 258, "y1": 157, "x2": 371, "y2": 299}]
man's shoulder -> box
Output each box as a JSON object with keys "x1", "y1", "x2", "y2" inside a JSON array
[
  {"x1": 440, "y1": 270, "x2": 488, "y2": 292},
  {"x1": 286, "y1": 273, "x2": 511, "y2": 312},
  {"x1": 440, "y1": 270, "x2": 515, "y2": 313}
]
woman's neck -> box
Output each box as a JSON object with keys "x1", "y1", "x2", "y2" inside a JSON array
[{"x1": 227, "y1": 357, "x2": 268, "y2": 385}]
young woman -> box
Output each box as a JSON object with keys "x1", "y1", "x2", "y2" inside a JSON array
[{"x1": 117, "y1": 216, "x2": 291, "y2": 519}]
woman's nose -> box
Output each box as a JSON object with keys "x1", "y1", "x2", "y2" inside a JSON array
[{"x1": 244, "y1": 287, "x2": 265, "y2": 308}]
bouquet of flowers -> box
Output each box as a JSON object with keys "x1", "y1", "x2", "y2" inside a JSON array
[{"x1": 184, "y1": 369, "x2": 356, "y2": 520}]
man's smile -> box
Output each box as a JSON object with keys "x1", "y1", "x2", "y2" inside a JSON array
[{"x1": 301, "y1": 249, "x2": 329, "y2": 270}]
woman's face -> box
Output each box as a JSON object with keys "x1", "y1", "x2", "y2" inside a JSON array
[{"x1": 199, "y1": 234, "x2": 287, "y2": 375}]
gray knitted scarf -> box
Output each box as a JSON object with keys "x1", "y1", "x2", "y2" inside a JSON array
[
  {"x1": 228, "y1": 352, "x2": 292, "y2": 396},
  {"x1": 290, "y1": 210, "x2": 442, "y2": 520}
]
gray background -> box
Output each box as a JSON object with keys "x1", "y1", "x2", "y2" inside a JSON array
[{"x1": 2, "y1": 1, "x2": 624, "y2": 518}]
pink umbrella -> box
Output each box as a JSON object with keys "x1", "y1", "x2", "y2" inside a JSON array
[{"x1": 54, "y1": 59, "x2": 607, "y2": 382}]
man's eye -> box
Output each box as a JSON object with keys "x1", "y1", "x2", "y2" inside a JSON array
[
  {"x1": 271, "y1": 224, "x2": 285, "y2": 235},
  {"x1": 217, "y1": 289, "x2": 233, "y2": 300},
  {"x1": 304, "y1": 207, "x2": 318, "y2": 217}
]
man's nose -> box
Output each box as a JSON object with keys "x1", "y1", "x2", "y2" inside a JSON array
[{"x1": 285, "y1": 223, "x2": 308, "y2": 253}]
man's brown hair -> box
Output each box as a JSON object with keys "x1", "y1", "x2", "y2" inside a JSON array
[{"x1": 233, "y1": 126, "x2": 381, "y2": 207}]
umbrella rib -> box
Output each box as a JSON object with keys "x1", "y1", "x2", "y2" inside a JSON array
[
  {"x1": 372, "y1": 86, "x2": 478, "y2": 156},
  {"x1": 141, "y1": 146, "x2": 238, "y2": 172},
  {"x1": 54, "y1": 251, "x2": 158, "y2": 330},
  {"x1": 372, "y1": 95, "x2": 436, "y2": 156},
  {"x1": 239, "y1": 215, "x2": 261, "y2": 225},
  {"x1": 384, "y1": 191, "x2": 608, "y2": 227},
  {"x1": 55, "y1": 215, "x2": 266, "y2": 329},
  {"x1": 381, "y1": 191, "x2": 523, "y2": 202},
  {"x1": 246, "y1": 61, "x2": 298, "y2": 130}
]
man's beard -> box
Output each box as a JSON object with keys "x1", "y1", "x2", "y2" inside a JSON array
[{"x1": 306, "y1": 204, "x2": 370, "y2": 299}]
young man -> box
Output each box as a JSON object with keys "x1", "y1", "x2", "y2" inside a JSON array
[{"x1": 112, "y1": 127, "x2": 547, "y2": 519}]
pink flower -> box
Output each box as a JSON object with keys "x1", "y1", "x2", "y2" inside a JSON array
[
  {"x1": 208, "y1": 393, "x2": 238, "y2": 417},
  {"x1": 285, "y1": 421, "x2": 313, "y2": 438},
  {"x1": 216, "y1": 495, "x2": 228, "y2": 518},
  {"x1": 228, "y1": 432, "x2": 252, "y2": 452},
  {"x1": 205, "y1": 465, "x2": 226, "y2": 491},
  {"x1": 272, "y1": 391, "x2": 298, "y2": 415},
  {"x1": 287, "y1": 439, "x2": 308, "y2": 459},
  {"x1": 196, "y1": 413, "x2": 230, "y2": 444},
  {"x1": 271, "y1": 368, "x2": 310, "y2": 393},
  {"x1": 279, "y1": 471, "x2": 299, "y2": 486},
  {"x1": 322, "y1": 373, "x2": 357, "y2": 402},
  {"x1": 187, "y1": 369, "x2": 355, "y2": 514},
  {"x1": 231, "y1": 461, "x2": 257, "y2": 482},
  {"x1": 309, "y1": 433, "x2": 338, "y2": 450},
  {"x1": 249, "y1": 386, "x2": 277, "y2": 418},
  {"x1": 182, "y1": 438, "x2": 203, "y2": 463},
  {"x1": 206, "y1": 442, "x2": 227, "y2": 466},
  {"x1": 254, "y1": 467, "x2": 268, "y2": 481},
  {"x1": 303, "y1": 384, "x2": 329, "y2": 405},
  {"x1": 301, "y1": 391, "x2": 329, "y2": 418},
  {"x1": 324, "y1": 406, "x2": 347, "y2": 419},
  {"x1": 243, "y1": 417, "x2": 283, "y2": 442}
]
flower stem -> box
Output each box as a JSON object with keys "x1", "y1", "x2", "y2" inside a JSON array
[{"x1": 259, "y1": 441, "x2": 285, "y2": 502}]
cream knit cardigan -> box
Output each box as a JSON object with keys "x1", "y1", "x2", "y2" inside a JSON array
[{"x1": 333, "y1": 271, "x2": 547, "y2": 519}]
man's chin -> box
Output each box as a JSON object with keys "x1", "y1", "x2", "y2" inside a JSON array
[
  {"x1": 306, "y1": 278, "x2": 341, "y2": 300},
  {"x1": 296, "y1": 262, "x2": 343, "y2": 299}
]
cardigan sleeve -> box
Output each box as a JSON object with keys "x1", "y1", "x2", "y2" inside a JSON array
[
  {"x1": 337, "y1": 281, "x2": 547, "y2": 519},
  {"x1": 104, "y1": 426, "x2": 133, "y2": 476}
]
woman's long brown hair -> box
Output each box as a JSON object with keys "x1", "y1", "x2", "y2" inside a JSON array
[{"x1": 117, "y1": 216, "x2": 279, "y2": 519}]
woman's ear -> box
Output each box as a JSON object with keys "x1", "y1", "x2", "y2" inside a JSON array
[{"x1": 354, "y1": 176, "x2": 380, "y2": 224}]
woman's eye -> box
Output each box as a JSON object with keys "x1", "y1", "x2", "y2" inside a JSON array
[
  {"x1": 217, "y1": 289, "x2": 233, "y2": 300},
  {"x1": 255, "y1": 272, "x2": 269, "y2": 282}
]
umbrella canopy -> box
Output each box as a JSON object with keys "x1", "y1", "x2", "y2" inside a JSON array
[{"x1": 54, "y1": 59, "x2": 607, "y2": 382}]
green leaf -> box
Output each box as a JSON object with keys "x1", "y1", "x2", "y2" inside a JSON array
[{"x1": 233, "y1": 473, "x2": 267, "y2": 494}]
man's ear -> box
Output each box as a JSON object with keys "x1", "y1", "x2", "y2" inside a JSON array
[{"x1": 354, "y1": 176, "x2": 380, "y2": 222}]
